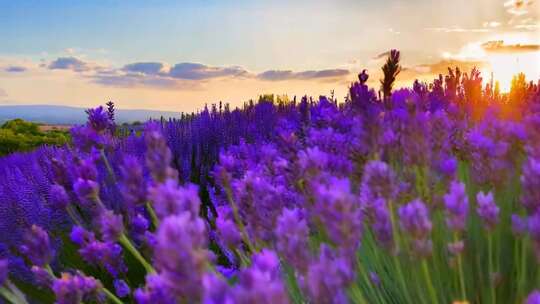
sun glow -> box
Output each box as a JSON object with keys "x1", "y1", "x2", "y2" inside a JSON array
[{"x1": 483, "y1": 51, "x2": 540, "y2": 92}]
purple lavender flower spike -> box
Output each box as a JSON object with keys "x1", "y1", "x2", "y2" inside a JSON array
[
  {"x1": 360, "y1": 160, "x2": 398, "y2": 203},
  {"x1": 372, "y1": 199, "x2": 393, "y2": 247},
  {"x1": 476, "y1": 191, "x2": 499, "y2": 230},
  {"x1": 114, "y1": 279, "x2": 130, "y2": 298},
  {"x1": 99, "y1": 210, "x2": 124, "y2": 242},
  {"x1": 73, "y1": 178, "x2": 102, "y2": 214},
  {"x1": 444, "y1": 181, "x2": 469, "y2": 232},
  {"x1": 31, "y1": 265, "x2": 54, "y2": 288},
  {"x1": 52, "y1": 272, "x2": 104, "y2": 304},
  {"x1": 303, "y1": 245, "x2": 354, "y2": 304},
  {"x1": 526, "y1": 290, "x2": 540, "y2": 304},
  {"x1": 202, "y1": 272, "x2": 232, "y2": 304},
  {"x1": 275, "y1": 208, "x2": 310, "y2": 272},
  {"x1": 154, "y1": 213, "x2": 208, "y2": 301},
  {"x1": 313, "y1": 177, "x2": 363, "y2": 258},
  {"x1": 216, "y1": 216, "x2": 242, "y2": 248},
  {"x1": 49, "y1": 184, "x2": 70, "y2": 210},
  {"x1": 20, "y1": 225, "x2": 53, "y2": 267},
  {"x1": 398, "y1": 199, "x2": 433, "y2": 257},
  {"x1": 119, "y1": 155, "x2": 147, "y2": 208},
  {"x1": 528, "y1": 211, "x2": 540, "y2": 261},
  {"x1": 0, "y1": 259, "x2": 8, "y2": 285},
  {"x1": 512, "y1": 215, "x2": 528, "y2": 236},
  {"x1": 86, "y1": 106, "x2": 114, "y2": 133},
  {"x1": 134, "y1": 274, "x2": 176, "y2": 304},
  {"x1": 369, "y1": 271, "x2": 381, "y2": 287},
  {"x1": 79, "y1": 241, "x2": 127, "y2": 278},
  {"x1": 447, "y1": 240, "x2": 465, "y2": 255},
  {"x1": 398, "y1": 199, "x2": 432, "y2": 239},
  {"x1": 230, "y1": 250, "x2": 290, "y2": 304},
  {"x1": 521, "y1": 157, "x2": 540, "y2": 214},
  {"x1": 148, "y1": 180, "x2": 201, "y2": 220},
  {"x1": 70, "y1": 226, "x2": 94, "y2": 246},
  {"x1": 144, "y1": 122, "x2": 177, "y2": 183}
]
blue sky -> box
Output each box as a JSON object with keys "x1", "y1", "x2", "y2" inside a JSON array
[{"x1": 0, "y1": 0, "x2": 538, "y2": 111}]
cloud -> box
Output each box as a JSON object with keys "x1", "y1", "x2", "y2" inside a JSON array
[
  {"x1": 168, "y1": 63, "x2": 248, "y2": 80},
  {"x1": 504, "y1": 0, "x2": 534, "y2": 15},
  {"x1": 92, "y1": 73, "x2": 196, "y2": 90},
  {"x1": 481, "y1": 40, "x2": 540, "y2": 53},
  {"x1": 48, "y1": 57, "x2": 89, "y2": 72},
  {"x1": 397, "y1": 59, "x2": 486, "y2": 82},
  {"x1": 483, "y1": 21, "x2": 501, "y2": 28},
  {"x1": 257, "y1": 68, "x2": 349, "y2": 81},
  {"x1": 425, "y1": 27, "x2": 491, "y2": 33},
  {"x1": 123, "y1": 62, "x2": 165, "y2": 75},
  {"x1": 4, "y1": 66, "x2": 27, "y2": 73}
]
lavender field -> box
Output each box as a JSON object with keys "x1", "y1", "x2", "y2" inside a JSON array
[{"x1": 0, "y1": 48, "x2": 539, "y2": 304}]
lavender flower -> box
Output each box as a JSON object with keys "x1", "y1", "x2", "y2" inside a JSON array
[
  {"x1": 52, "y1": 272, "x2": 104, "y2": 304},
  {"x1": 360, "y1": 160, "x2": 398, "y2": 203},
  {"x1": 144, "y1": 123, "x2": 177, "y2": 183},
  {"x1": 49, "y1": 184, "x2": 70, "y2": 210},
  {"x1": 304, "y1": 245, "x2": 354, "y2": 304},
  {"x1": 398, "y1": 199, "x2": 433, "y2": 256},
  {"x1": 98, "y1": 210, "x2": 124, "y2": 242},
  {"x1": 313, "y1": 177, "x2": 363, "y2": 258},
  {"x1": 148, "y1": 180, "x2": 201, "y2": 220},
  {"x1": 230, "y1": 250, "x2": 290, "y2": 304},
  {"x1": 528, "y1": 211, "x2": 540, "y2": 261},
  {"x1": 275, "y1": 208, "x2": 310, "y2": 272},
  {"x1": 114, "y1": 279, "x2": 130, "y2": 298},
  {"x1": 73, "y1": 178, "x2": 101, "y2": 213},
  {"x1": 119, "y1": 155, "x2": 147, "y2": 208},
  {"x1": 86, "y1": 106, "x2": 114, "y2": 133},
  {"x1": 82, "y1": 241, "x2": 126, "y2": 277},
  {"x1": 398, "y1": 199, "x2": 432, "y2": 239},
  {"x1": 444, "y1": 181, "x2": 469, "y2": 232},
  {"x1": 521, "y1": 157, "x2": 540, "y2": 214},
  {"x1": 153, "y1": 213, "x2": 208, "y2": 301},
  {"x1": 512, "y1": 214, "x2": 528, "y2": 236},
  {"x1": 372, "y1": 199, "x2": 393, "y2": 247},
  {"x1": 476, "y1": 191, "x2": 499, "y2": 230},
  {"x1": 216, "y1": 216, "x2": 242, "y2": 248},
  {"x1": 31, "y1": 266, "x2": 54, "y2": 288},
  {"x1": 20, "y1": 225, "x2": 53, "y2": 267},
  {"x1": 70, "y1": 226, "x2": 126, "y2": 277},
  {"x1": 202, "y1": 272, "x2": 232, "y2": 304},
  {"x1": 526, "y1": 290, "x2": 540, "y2": 304},
  {"x1": 134, "y1": 274, "x2": 176, "y2": 304},
  {"x1": 0, "y1": 259, "x2": 8, "y2": 285}
]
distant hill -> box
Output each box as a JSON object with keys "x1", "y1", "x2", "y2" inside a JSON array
[{"x1": 0, "y1": 105, "x2": 182, "y2": 125}]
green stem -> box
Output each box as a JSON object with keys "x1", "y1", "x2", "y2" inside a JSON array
[
  {"x1": 388, "y1": 201, "x2": 413, "y2": 303},
  {"x1": 102, "y1": 287, "x2": 124, "y2": 304},
  {"x1": 0, "y1": 286, "x2": 22, "y2": 304},
  {"x1": 518, "y1": 237, "x2": 527, "y2": 299},
  {"x1": 146, "y1": 202, "x2": 160, "y2": 228},
  {"x1": 100, "y1": 149, "x2": 117, "y2": 183},
  {"x1": 455, "y1": 234, "x2": 467, "y2": 301},
  {"x1": 422, "y1": 260, "x2": 438, "y2": 304},
  {"x1": 4, "y1": 281, "x2": 28, "y2": 304},
  {"x1": 66, "y1": 204, "x2": 84, "y2": 227},
  {"x1": 119, "y1": 234, "x2": 155, "y2": 274},
  {"x1": 488, "y1": 234, "x2": 495, "y2": 304},
  {"x1": 348, "y1": 284, "x2": 368, "y2": 304}
]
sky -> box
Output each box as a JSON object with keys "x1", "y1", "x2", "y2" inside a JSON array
[{"x1": 0, "y1": 0, "x2": 539, "y2": 112}]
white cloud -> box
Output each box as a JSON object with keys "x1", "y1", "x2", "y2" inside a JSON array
[{"x1": 425, "y1": 27, "x2": 491, "y2": 33}]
